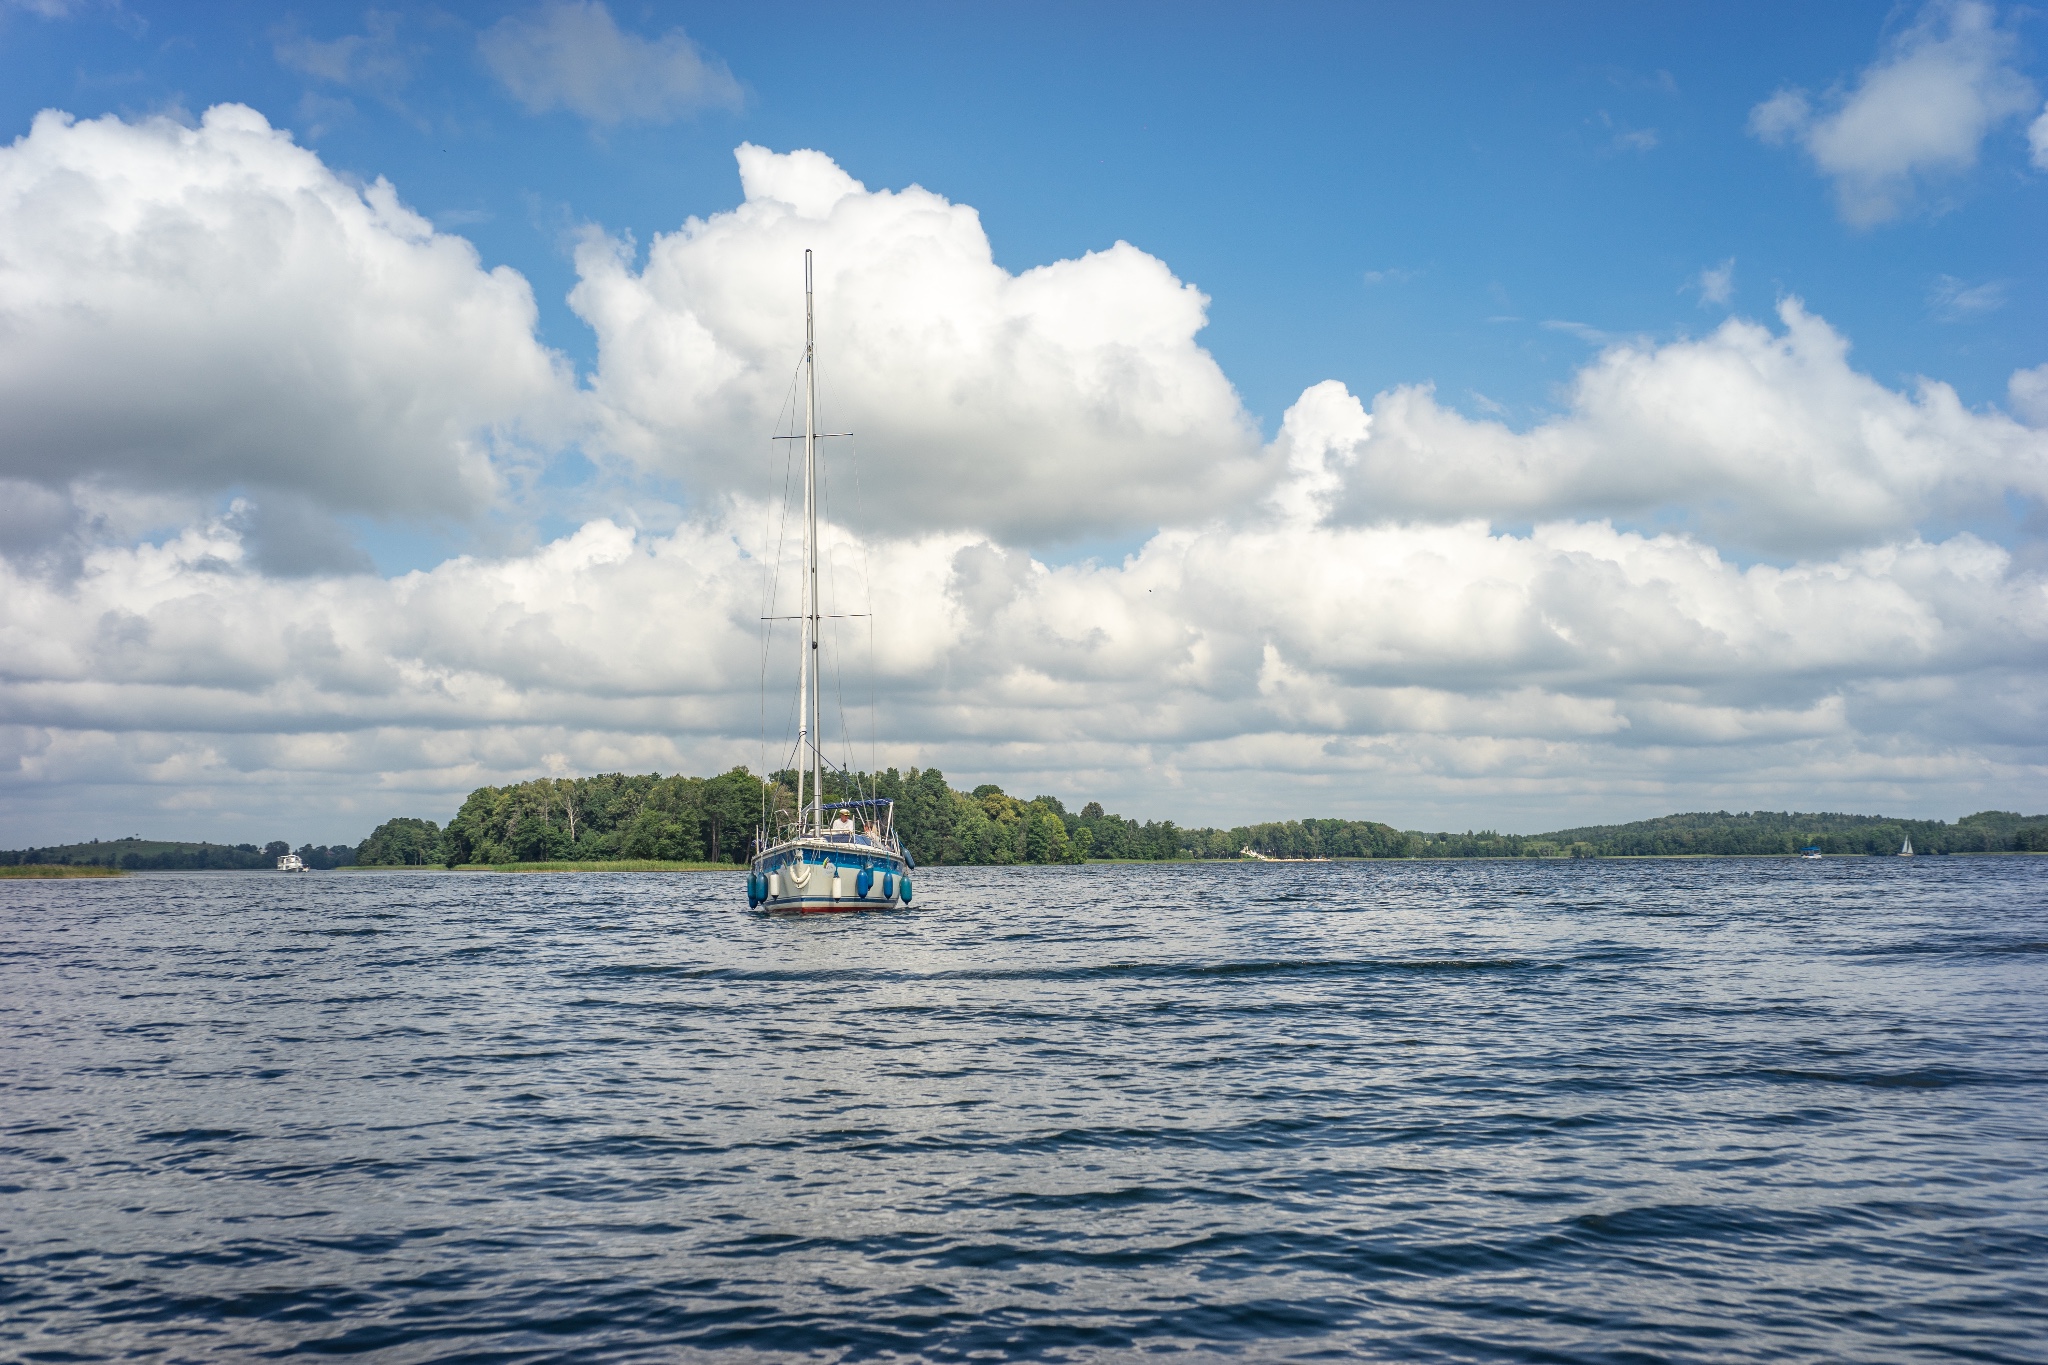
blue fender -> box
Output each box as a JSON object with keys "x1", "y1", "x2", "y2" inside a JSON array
[
  {"x1": 880, "y1": 871, "x2": 895, "y2": 899},
  {"x1": 855, "y1": 866, "x2": 874, "y2": 898},
  {"x1": 899, "y1": 875, "x2": 913, "y2": 904}
]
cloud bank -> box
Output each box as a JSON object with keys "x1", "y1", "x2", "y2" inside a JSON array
[
  {"x1": 1, "y1": 116, "x2": 2045, "y2": 841},
  {"x1": 1327, "y1": 303, "x2": 2047, "y2": 555}
]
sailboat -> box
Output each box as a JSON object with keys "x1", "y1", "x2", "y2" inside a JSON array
[
  {"x1": 1900, "y1": 835, "x2": 1914, "y2": 857},
  {"x1": 747, "y1": 251, "x2": 913, "y2": 914}
]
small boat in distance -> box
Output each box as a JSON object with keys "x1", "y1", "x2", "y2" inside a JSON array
[
  {"x1": 1801, "y1": 846, "x2": 1823, "y2": 859},
  {"x1": 1900, "y1": 836, "x2": 1914, "y2": 857},
  {"x1": 276, "y1": 851, "x2": 306, "y2": 872},
  {"x1": 747, "y1": 252, "x2": 913, "y2": 915},
  {"x1": 1241, "y1": 846, "x2": 1330, "y2": 863}
]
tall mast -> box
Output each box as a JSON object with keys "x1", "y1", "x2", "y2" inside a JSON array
[{"x1": 803, "y1": 250, "x2": 823, "y2": 833}]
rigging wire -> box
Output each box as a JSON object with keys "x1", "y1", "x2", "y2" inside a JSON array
[
  {"x1": 759, "y1": 350, "x2": 807, "y2": 837},
  {"x1": 847, "y1": 431, "x2": 881, "y2": 796},
  {"x1": 817, "y1": 426, "x2": 849, "y2": 800},
  {"x1": 811, "y1": 340, "x2": 871, "y2": 813}
]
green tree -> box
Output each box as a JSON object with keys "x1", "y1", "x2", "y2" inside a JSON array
[
  {"x1": 509, "y1": 811, "x2": 568, "y2": 861},
  {"x1": 701, "y1": 767, "x2": 767, "y2": 863},
  {"x1": 1024, "y1": 803, "x2": 1071, "y2": 863},
  {"x1": 356, "y1": 817, "x2": 441, "y2": 866}
]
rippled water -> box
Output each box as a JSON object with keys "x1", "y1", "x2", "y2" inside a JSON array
[{"x1": 3, "y1": 858, "x2": 2045, "y2": 1362}]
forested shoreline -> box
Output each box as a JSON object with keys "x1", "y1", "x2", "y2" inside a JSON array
[
  {"x1": 0, "y1": 838, "x2": 356, "y2": 871},
  {"x1": 10, "y1": 769, "x2": 2043, "y2": 871},
  {"x1": 343, "y1": 766, "x2": 2048, "y2": 867}
]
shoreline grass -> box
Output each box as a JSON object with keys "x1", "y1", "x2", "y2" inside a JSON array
[
  {"x1": 1086, "y1": 849, "x2": 2045, "y2": 865},
  {"x1": 0, "y1": 864, "x2": 126, "y2": 878},
  {"x1": 454, "y1": 859, "x2": 739, "y2": 873}
]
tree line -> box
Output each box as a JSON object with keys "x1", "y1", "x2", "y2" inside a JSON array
[
  {"x1": 349, "y1": 767, "x2": 2048, "y2": 867},
  {"x1": 0, "y1": 837, "x2": 356, "y2": 870},
  {"x1": 10, "y1": 790, "x2": 2044, "y2": 872},
  {"x1": 1230, "y1": 808, "x2": 2048, "y2": 859}
]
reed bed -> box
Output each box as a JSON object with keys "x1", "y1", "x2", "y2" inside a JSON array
[{"x1": 453, "y1": 860, "x2": 738, "y2": 873}]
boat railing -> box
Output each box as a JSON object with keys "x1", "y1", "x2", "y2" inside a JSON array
[{"x1": 766, "y1": 827, "x2": 899, "y2": 852}]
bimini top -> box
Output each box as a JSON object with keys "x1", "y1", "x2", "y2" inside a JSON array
[{"x1": 819, "y1": 799, "x2": 894, "y2": 811}]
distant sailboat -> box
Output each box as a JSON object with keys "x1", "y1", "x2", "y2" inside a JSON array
[
  {"x1": 746, "y1": 251, "x2": 913, "y2": 915},
  {"x1": 1900, "y1": 836, "x2": 1914, "y2": 857}
]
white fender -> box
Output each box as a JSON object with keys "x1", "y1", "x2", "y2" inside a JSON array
[{"x1": 767, "y1": 871, "x2": 780, "y2": 899}]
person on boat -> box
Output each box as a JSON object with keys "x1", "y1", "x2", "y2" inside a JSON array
[{"x1": 831, "y1": 808, "x2": 856, "y2": 837}]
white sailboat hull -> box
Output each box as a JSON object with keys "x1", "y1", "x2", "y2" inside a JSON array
[{"x1": 750, "y1": 836, "x2": 910, "y2": 914}]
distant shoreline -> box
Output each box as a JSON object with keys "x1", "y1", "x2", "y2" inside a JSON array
[{"x1": 5, "y1": 850, "x2": 2043, "y2": 880}]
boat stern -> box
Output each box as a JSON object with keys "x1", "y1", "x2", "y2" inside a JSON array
[{"x1": 750, "y1": 844, "x2": 911, "y2": 913}]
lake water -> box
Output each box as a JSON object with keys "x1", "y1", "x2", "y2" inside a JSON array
[{"x1": 2, "y1": 858, "x2": 2044, "y2": 1362}]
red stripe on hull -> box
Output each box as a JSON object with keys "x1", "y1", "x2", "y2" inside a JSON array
[{"x1": 764, "y1": 904, "x2": 900, "y2": 915}]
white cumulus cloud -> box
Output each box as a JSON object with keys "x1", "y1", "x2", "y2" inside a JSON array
[
  {"x1": 1748, "y1": 0, "x2": 2037, "y2": 225},
  {"x1": 0, "y1": 104, "x2": 576, "y2": 547},
  {"x1": 2011, "y1": 365, "x2": 2048, "y2": 427},
  {"x1": 571, "y1": 144, "x2": 1269, "y2": 543},
  {"x1": 1323, "y1": 301, "x2": 2048, "y2": 555},
  {"x1": 479, "y1": 1, "x2": 741, "y2": 124}
]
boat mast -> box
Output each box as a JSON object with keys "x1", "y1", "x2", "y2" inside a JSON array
[{"x1": 803, "y1": 250, "x2": 823, "y2": 834}]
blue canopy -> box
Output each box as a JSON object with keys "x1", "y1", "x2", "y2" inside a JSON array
[{"x1": 819, "y1": 799, "x2": 894, "y2": 811}]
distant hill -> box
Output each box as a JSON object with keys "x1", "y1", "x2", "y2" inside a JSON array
[
  {"x1": 0, "y1": 839, "x2": 357, "y2": 871},
  {"x1": 1521, "y1": 809, "x2": 2048, "y2": 858},
  {"x1": 1131, "y1": 799, "x2": 2046, "y2": 860},
  {"x1": 1272, "y1": 809, "x2": 2048, "y2": 859}
]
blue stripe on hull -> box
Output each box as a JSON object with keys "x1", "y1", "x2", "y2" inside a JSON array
[{"x1": 751, "y1": 842, "x2": 908, "y2": 913}]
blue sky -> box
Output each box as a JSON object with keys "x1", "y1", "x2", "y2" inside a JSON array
[{"x1": 1, "y1": 1, "x2": 2046, "y2": 842}]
